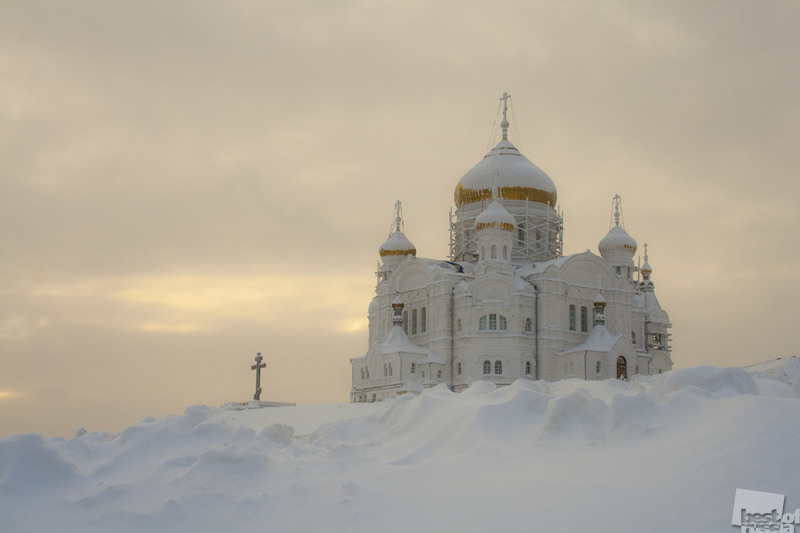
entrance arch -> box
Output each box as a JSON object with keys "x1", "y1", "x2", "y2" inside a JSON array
[{"x1": 616, "y1": 356, "x2": 627, "y2": 380}]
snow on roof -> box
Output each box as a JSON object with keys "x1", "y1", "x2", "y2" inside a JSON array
[
  {"x1": 560, "y1": 324, "x2": 622, "y2": 354},
  {"x1": 375, "y1": 326, "x2": 432, "y2": 356}
]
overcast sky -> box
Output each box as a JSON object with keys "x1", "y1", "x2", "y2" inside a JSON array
[{"x1": 1, "y1": 1, "x2": 798, "y2": 438}]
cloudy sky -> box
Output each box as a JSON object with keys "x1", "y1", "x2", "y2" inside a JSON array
[{"x1": 1, "y1": 1, "x2": 798, "y2": 438}]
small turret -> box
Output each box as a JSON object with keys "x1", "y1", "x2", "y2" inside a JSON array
[
  {"x1": 475, "y1": 182, "x2": 516, "y2": 263},
  {"x1": 379, "y1": 201, "x2": 416, "y2": 276},
  {"x1": 598, "y1": 195, "x2": 637, "y2": 279}
]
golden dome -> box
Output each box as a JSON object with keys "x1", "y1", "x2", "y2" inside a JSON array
[{"x1": 454, "y1": 139, "x2": 557, "y2": 208}]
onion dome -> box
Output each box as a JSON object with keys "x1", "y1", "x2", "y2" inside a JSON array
[
  {"x1": 598, "y1": 225, "x2": 638, "y2": 256},
  {"x1": 598, "y1": 195, "x2": 637, "y2": 256},
  {"x1": 475, "y1": 199, "x2": 516, "y2": 232},
  {"x1": 454, "y1": 93, "x2": 557, "y2": 209},
  {"x1": 593, "y1": 293, "x2": 607, "y2": 308},
  {"x1": 454, "y1": 140, "x2": 557, "y2": 209},
  {"x1": 379, "y1": 200, "x2": 416, "y2": 258},
  {"x1": 379, "y1": 231, "x2": 416, "y2": 257}
]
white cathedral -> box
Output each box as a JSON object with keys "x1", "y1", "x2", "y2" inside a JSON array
[{"x1": 350, "y1": 95, "x2": 672, "y2": 403}]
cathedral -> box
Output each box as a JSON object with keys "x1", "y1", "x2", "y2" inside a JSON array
[{"x1": 350, "y1": 95, "x2": 672, "y2": 403}]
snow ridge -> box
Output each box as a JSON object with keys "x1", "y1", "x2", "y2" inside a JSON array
[{"x1": 1, "y1": 359, "x2": 799, "y2": 533}]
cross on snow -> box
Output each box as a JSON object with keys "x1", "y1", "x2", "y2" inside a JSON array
[{"x1": 250, "y1": 352, "x2": 266, "y2": 401}]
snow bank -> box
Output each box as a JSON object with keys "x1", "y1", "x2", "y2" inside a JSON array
[{"x1": 2, "y1": 360, "x2": 799, "y2": 533}]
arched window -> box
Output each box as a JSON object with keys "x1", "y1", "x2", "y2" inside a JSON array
[
  {"x1": 479, "y1": 316, "x2": 487, "y2": 330},
  {"x1": 580, "y1": 306, "x2": 588, "y2": 332},
  {"x1": 499, "y1": 315, "x2": 507, "y2": 331},
  {"x1": 489, "y1": 314, "x2": 497, "y2": 330},
  {"x1": 410, "y1": 362, "x2": 416, "y2": 374},
  {"x1": 525, "y1": 318, "x2": 532, "y2": 332},
  {"x1": 437, "y1": 370, "x2": 442, "y2": 379},
  {"x1": 457, "y1": 362, "x2": 462, "y2": 375},
  {"x1": 631, "y1": 331, "x2": 636, "y2": 344},
  {"x1": 421, "y1": 307, "x2": 427, "y2": 333},
  {"x1": 360, "y1": 368, "x2": 364, "y2": 380},
  {"x1": 596, "y1": 361, "x2": 601, "y2": 374},
  {"x1": 365, "y1": 368, "x2": 369, "y2": 379},
  {"x1": 389, "y1": 363, "x2": 393, "y2": 376},
  {"x1": 402, "y1": 311, "x2": 408, "y2": 334},
  {"x1": 479, "y1": 314, "x2": 507, "y2": 331},
  {"x1": 494, "y1": 361, "x2": 503, "y2": 375},
  {"x1": 525, "y1": 361, "x2": 531, "y2": 375},
  {"x1": 569, "y1": 305, "x2": 576, "y2": 331},
  {"x1": 503, "y1": 245, "x2": 508, "y2": 259},
  {"x1": 412, "y1": 309, "x2": 418, "y2": 335},
  {"x1": 483, "y1": 361, "x2": 491, "y2": 374},
  {"x1": 536, "y1": 228, "x2": 541, "y2": 242},
  {"x1": 491, "y1": 244, "x2": 497, "y2": 259}
]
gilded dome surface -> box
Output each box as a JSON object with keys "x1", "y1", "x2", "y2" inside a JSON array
[
  {"x1": 379, "y1": 231, "x2": 416, "y2": 257},
  {"x1": 455, "y1": 139, "x2": 557, "y2": 208},
  {"x1": 474, "y1": 200, "x2": 516, "y2": 232}
]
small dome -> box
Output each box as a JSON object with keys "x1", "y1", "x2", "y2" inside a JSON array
[
  {"x1": 455, "y1": 139, "x2": 557, "y2": 208},
  {"x1": 593, "y1": 293, "x2": 607, "y2": 307},
  {"x1": 598, "y1": 226, "x2": 638, "y2": 256},
  {"x1": 475, "y1": 200, "x2": 516, "y2": 232},
  {"x1": 379, "y1": 231, "x2": 416, "y2": 257}
]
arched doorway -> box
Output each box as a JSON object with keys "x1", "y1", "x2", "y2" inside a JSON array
[{"x1": 616, "y1": 356, "x2": 627, "y2": 380}]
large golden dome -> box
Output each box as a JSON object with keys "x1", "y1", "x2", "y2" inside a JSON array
[{"x1": 454, "y1": 139, "x2": 557, "y2": 208}]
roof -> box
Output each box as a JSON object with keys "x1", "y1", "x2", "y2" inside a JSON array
[{"x1": 560, "y1": 324, "x2": 623, "y2": 354}]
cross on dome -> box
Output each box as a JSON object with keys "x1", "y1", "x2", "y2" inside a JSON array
[{"x1": 500, "y1": 91, "x2": 511, "y2": 140}]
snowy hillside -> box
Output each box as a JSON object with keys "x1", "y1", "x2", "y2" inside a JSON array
[{"x1": 2, "y1": 359, "x2": 800, "y2": 533}]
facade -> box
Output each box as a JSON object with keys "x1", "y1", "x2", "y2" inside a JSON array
[{"x1": 350, "y1": 97, "x2": 672, "y2": 403}]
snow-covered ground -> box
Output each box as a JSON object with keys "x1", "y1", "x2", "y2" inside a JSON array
[{"x1": 2, "y1": 358, "x2": 799, "y2": 533}]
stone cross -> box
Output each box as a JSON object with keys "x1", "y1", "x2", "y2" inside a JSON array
[{"x1": 250, "y1": 352, "x2": 266, "y2": 401}]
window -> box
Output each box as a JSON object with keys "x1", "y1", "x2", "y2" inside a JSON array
[
  {"x1": 457, "y1": 318, "x2": 462, "y2": 332},
  {"x1": 365, "y1": 368, "x2": 369, "y2": 379},
  {"x1": 403, "y1": 311, "x2": 408, "y2": 334},
  {"x1": 437, "y1": 370, "x2": 442, "y2": 379},
  {"x1": 384, "y1": 364, "x2": 387, "y2": 377},
  {"x1": 491, "y1": 244, "x2": 497, "y2": 259},
  {"x1": 616, "y1": 266, "x2": 622, "y2": 275},
  {"x1": 536, "y1": 229, "x2": 541, "y2": 242},
  {"x1": 410, "y1": 362, "x2": 416, "y2": 374},
  {"x1": 580, "y1": 306, "x2": 588, "y2": 332},
  {"x1": 483, "y1": 361, "x2": 491, "y2": 374},
  {"x1": 421, "y1": 307, "x2": 427, "y2": 333},
  {"x1": 389, "y1": 363, "x2": 393, "y2": 376},
  {"x1": 631, "y1": 331, "x2": 636, "y2": 344},
  {"x1": 525, "y1": 361, "x2": 531, "y2": 375},
  {"x1": 494, "y1": 361, "x2": 503, "y2": 375},
  {"x1": 569, "y1": 305, "x2": 576, "y2": 331},
  {"x1": 596, "y1": 361, "x2": 601, "y2": 374},
  {"x1": 360, "y1": 368, "x2": 364, "y2": 380},
  {"x1": 525, "y1": 318, "x2": 532, "y2": 332},
  {"x1": 518, "y1": 228, "x2": 525, "y2": 246},
  {"x1": 412, "y1": 309, "x2": 417, "y2": 335},
  {"x1": 457, "y1": 362, "x2": 462, "y2": 375},
  {"x1": 480, "y1": 314, "x2": 507, "y2": 331},
  {"x1": 503, "y1": 245, "x2": 508, "y2": 259}
]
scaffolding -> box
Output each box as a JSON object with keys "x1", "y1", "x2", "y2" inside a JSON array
[{"x1": 449, "y1": 198, "x2": 564, "y2": 263}]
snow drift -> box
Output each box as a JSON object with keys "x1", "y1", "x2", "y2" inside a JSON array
[{"x1": 2, "y1": 359, "x2": 799, "y2": 533}]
